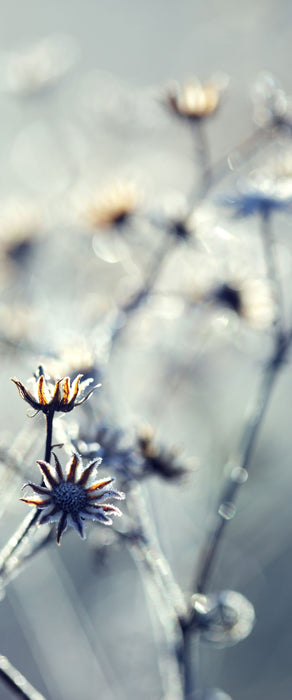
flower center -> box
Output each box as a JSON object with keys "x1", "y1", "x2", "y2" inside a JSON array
[{"x1": 52, "y1": 482, "x2": 88, "y2": 514}]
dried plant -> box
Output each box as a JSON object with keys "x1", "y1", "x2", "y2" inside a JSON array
[{"x1": 0, "y1": 34, "x2": 290, "y2": 700}]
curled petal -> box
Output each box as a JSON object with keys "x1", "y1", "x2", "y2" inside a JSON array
[
  {"x1": 11, "y1": 378, "x2": 40, "y2": 411},
  {"x1": 22, "y1": 482, "x2": 51, "y2": 496},
  {"x1": 75, "y1": 383, "x2": 101, "y2": 406}
]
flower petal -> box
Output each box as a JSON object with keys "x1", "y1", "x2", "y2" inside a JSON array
[
  {"x1": 39, "y1": 505, "x2": 60, "y2": 524},
  {"x1": 37, "y1": 460, "x2": 59, "y2": 488},
  {"x1": 69, "y1": 513, "x2": 85, "y2": 538},
  {"x1": 20, "y1": 497, "x2": 51, "y2": 508},
  {"x1": 56, "y1": 513, "x2": 68, "y2": 545},
  {"x1": 11, "y1": 378, "x2": 40, "y2": 411},
  {"x1": 22, "y1": 482, "x2": 51, "y2": 496},
  {"x1": 86, "y1": 476, "x2": 115, "y2": 493},
  {"x1": 60, "y1": 377, "x2": 70, "y2": 405},
  {"x1": 67, "y1": 374, "x2": 83, "y2": 407},
  {"x1": 77, "y1": 461, "x2": 105, "y2": 487},
  {"x1": 52, "y1": 452, "x2": 63, "y2": 482},
  {"x1": 37, "y1": 375, "x2": 51, "y2": 405},
  {"x1": 66, "y1": 454, "x2": 79, "y2": 482}
]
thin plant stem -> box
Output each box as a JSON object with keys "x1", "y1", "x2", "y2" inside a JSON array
[
  {"x1": 260, "y1": 210, "x2": 286, "y2": 335},
  {"x1": 194, "y1": 207, "x2": 289, "y2": 595},
  {"x1": 0, "y1": 411, "x2": 55, "y2": 583},
  {"x1": 195, "y1": 329, "x2": 291, "y2": 595},
  {"x1": 0, "y1": 654, "x2": 46, "y2": 700},
  {"x1": 189, "y1": 119, "x2": 213, "y2": 207},
  {"x1": 109, "y1": 236, "x2": 174, "y2": 346},
  {"x1": 44, "y1": 411, "x2": 54, "y2": 463}
]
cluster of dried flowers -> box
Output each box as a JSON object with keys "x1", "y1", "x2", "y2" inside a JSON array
[{"x1": 0, "y1": 53, "x2": 291, "y2": 700}]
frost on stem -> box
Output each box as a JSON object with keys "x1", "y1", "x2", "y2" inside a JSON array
[{"x1": 21, "y1": 452, "x2": 125, "y2": 545}]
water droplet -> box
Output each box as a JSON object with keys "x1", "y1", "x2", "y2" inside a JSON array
[
  {"x1": 194, "y1": 590, "x2": 255, "y2": 647},
  {"x1": 218, "y1": 502, "x2": 236, "y2": 520},
  {"x1": 230, "y1": 466, "x2": 248, "y2": 484}
]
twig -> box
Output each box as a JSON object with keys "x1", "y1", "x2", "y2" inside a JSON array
[
  {"x1": 195, "y1": 322, "x2": 292, "y2": 592},
  {"x1": 0, "y1": 411, "x2": 55, "y2": 584},
  {"x1": 109, "y1": 236, "x2": 174, "y2": 347}
]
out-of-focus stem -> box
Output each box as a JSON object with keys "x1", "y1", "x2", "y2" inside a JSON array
[
  {"x1": 260, "y1": 210, "x2": 285, "y2": 335},
  {"x1": 110, "y1": 236, "x2": 174, "y2": 346},
  {"x1": 125, "y1": 483, "x2": 186, "y2": 699},
  {"x1": 0, "y1": 654, "x2": 46, "y2": 700},
  {"x1": 195, "y1": 352, "x2": 278, "y2": 593}
]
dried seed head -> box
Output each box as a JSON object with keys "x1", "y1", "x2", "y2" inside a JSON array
[{"x1": 21, "y1": 452, "x2": 125, "y2": 544}]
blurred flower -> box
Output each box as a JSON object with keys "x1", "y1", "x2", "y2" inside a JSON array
[
  {"x1": 81, "y1": 180, "x2": 142, "y2": 230},
  {"x1": 75, "y1": 422, "x2": 141, "y2": 482},
  {"x1": 0, "y1": 197, "x2": 43, "y2": 264},
  {"x1": 21, "y1": 452, "x2": 124, "y2": 544},
  {"x1": 43, "y1": 339, "x2": 101, "y2": 386},
  {"x1": 164, "y1": 76, "x2": 226, "y2": 120},
  {"x1": 2, "y1": 35, "x2": 78, "y2": 97},
  {"x1": 0, "y1": 303, "x2": 41, "y2": 346},
  {"x1": 150, "y1": 192, "x2": 196, "y2": 242},
  {"x1": 252, "y1": 73, "x2": 291, "y2": 129},
  {"x1": 137, "y1": 425, "x2": 188, "y2": 480},
  {"x1": 207, "y1": 278, "x2": 275, "y2": 329},
  {"x1": 219, "y1": 175, "x2": 292, "y2": 217},
  {"x1": 11, "y1": 366, "x2": 99, "y2": 415}
]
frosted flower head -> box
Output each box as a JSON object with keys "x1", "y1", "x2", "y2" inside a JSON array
[
  {"x1": 252, "y1": 73, "x2": 290, "y2": 129},
  {"x1": 219, "y1": 175, "x2": 292, "y2": 218},
  {"x1": 164, "y1": 76, "x2": 225, "y2": 120},
  {"x1": 11, "y1": 366, "x2": 100, "y2": 415},
  {"x1": 82, "y1": 180, "x2": 141, "y2": 230},
  {"x1": 21, "y1": 452, "x2": 125, "y2": 544}
]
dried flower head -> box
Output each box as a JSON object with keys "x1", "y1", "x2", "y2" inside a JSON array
[
  {"x1": 219, "y1": 175, "x2": 292, "y2": 218},
  {"x1": 210, "y1": 278, "x2": 275, "y2": 329},
  {"x1": 11, "y1": 366, "x2": 99, "y2": 415},
  {"x1": 21, "y1": 453, "x2": 125, "y2": 544},
  {"x1": 137, "y1": 425, "x2": 187, "y2": 480},
  {"x1": 5, "y1": 35, "x2": 78, "y2": 97},
  {"x1": 82, "y1": 180, "x2": 141, "y2": 230},
  {"x1": 165, "y1": 77, "x2": 222, "y2": 120},
  {"x1": 0, "y1": 197, "x2": 43, "y2": 264}
]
